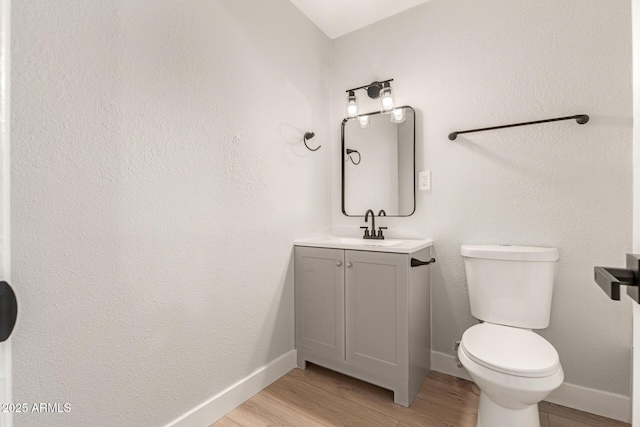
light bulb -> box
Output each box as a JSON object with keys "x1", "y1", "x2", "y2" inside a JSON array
[
  {"x1": 382, "y1": 96, "x2": 393, "y2": 110},
  {"x1": 346, "y1": 91, "x2": 358, "y2": 118},
  {"x1": 347, "y1": 103, "x2": 358, "y2": 117},
  {"x1": 358, "y1": 115, "x2": 369, "y2": 128},
  {"x1": 391, "y1": 108, "x2": 405, "y2": 123},
  {"x1": 380, "y1": 86, "x2": 394, "y2": 112}
]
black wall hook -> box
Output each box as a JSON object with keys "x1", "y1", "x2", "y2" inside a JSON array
[{"x1": 303, "y1": 132, "x2": 320, "y2": 151}]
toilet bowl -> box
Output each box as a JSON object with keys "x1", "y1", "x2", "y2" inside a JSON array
[
  {"x1": 459, "y1": 245, "x2": 563, "y2": 427},
  {"x1": 458, "y1": 323, "x2": 564, "y2": 427}
]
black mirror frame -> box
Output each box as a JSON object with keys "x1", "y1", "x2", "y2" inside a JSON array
[{"x1": 341, "y1": 106, "x2": 416, "y2": 217}]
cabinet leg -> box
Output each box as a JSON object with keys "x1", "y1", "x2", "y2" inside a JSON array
[
  {"x1": 393, "y1": 387, "x2": 410, "y2": 407},
  {"x1": 296, "y1": 352, "x2": 307, "y2": 369}
]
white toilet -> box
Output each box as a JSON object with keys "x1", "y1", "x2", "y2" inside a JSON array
[{"x1": 458, "y1": 245, "x2": 564, "y2": 427}]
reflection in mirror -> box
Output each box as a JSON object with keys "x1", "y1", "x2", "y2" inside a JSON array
[{"x1": 342, "y1": 106, "x2": 415, "y2": 217}]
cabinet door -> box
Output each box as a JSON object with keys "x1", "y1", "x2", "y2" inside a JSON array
[
  {"x1": 345, "y1": 250, "x2": 408, "y2": 378},
  {"x1": 295, "y1": 247, "x2": 345, "y2": 360}
]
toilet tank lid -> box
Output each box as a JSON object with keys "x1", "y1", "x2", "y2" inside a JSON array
[{"x1": 461, "y1": 245, "x2": 559, "y2": 261}]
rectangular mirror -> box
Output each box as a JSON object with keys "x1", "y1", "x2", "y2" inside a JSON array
[{"x1": 341, "y1": 106, "x2": 415, "y2": 217}]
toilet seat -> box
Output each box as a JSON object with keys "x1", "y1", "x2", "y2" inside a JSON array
[{"x1": 460, "y1": 323, "x2": 560, "y2": 378}]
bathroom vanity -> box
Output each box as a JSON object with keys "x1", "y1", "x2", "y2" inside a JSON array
[{"x1": 293, "y1": 235, "x2": 433, "y2": 406}]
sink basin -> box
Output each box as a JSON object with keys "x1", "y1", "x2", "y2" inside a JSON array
[
  {"x1": 337, "y1": 237, "x2": 404, "y2": 247},
  {"x1": 294, "y1": 234, "x2": 433, "y2": 254}
]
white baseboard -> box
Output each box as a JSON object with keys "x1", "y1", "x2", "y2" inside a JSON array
[
  {"x1": 430, "y1": 350, "x2": 631, "y2": 423},
  {"x1": 166, "y1": 350, "x2": 297, "y2": 427},
  {"x1": 431, "y1": 350, "x2": 472, "y2": 381},
  {"x1": 633, "y1": 302, "x2": 640, "y2": 427},
  {"x1": 546, "y1": 381, "x2": 631, "y2": 423}
]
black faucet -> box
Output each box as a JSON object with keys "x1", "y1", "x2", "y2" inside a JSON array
[{"x1": 361, "y1": 209, "x2": 387, "y2": 240}]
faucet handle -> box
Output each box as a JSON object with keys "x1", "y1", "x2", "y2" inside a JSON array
[
  {"x1": 377, "y1": 227, "x2": 388, "y2": 239},
  {"x1": 360, "y1": 226, "x2": 370, "y2": 238}
]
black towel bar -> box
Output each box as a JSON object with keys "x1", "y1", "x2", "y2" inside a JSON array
[{"x1": 449, "y1": 114, "x2": 589, "y2": 141}]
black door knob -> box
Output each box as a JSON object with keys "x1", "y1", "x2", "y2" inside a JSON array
[{"x1": 0, "y1": 281, "x2": 17, "y2": 342}]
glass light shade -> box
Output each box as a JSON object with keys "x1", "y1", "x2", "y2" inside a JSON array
[
  {"x1": 358, "y1": 115, "x2": 369, "y2": 128},
  {"x1": 346, "y1": 93, "x2": 358, "y2": 118},
  {"x1": 380, "y1": 86, "x2": 394, "y2": 112},
  {"x1": 391, "y1": 108, "x2": 405, "y2": 123}
]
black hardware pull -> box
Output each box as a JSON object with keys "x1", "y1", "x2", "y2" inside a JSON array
[
  {"x1": 594, "y1": 267, "x2": 634, "y2": 300},
  {"x1": 0, "y1": 281, "x2": 17, "y2": 342},
  {"x1": 411, "y1": 258, "x2": 436, "y2": 267}
]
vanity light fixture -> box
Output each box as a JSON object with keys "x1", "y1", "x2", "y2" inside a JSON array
[
  {"x1": 346, "y1": 91, "x2": 358, "y2": 118},
  {"x1": 345, "y1": 78, "x2": 395, "y2": 117},
  {"x1": 358, "y1": 115, "x2": 369, "y2": 128},
  {"x1": 391, "y1": 108, "x2": 405, "y2": 123}
]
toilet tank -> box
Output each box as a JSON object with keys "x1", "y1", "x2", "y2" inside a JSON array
[{"x1": 461, "y1": 245, "x2": 560, "y2": 329}]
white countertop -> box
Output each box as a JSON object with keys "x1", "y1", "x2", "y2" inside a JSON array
[{"x1": 294, "y1": 234, "x2": 433, "y2": 254}]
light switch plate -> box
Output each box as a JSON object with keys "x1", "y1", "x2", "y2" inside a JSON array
[{"x1": 419, "y1": 170, "x2": 431, "y2": 191}]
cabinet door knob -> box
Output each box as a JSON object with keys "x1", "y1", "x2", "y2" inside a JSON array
[
  {"x1": 346, "y1": 262, "x2": 352, "y2": 268},
  {"x1": 336, "y1": 261, "x2": 342, "y2": 266}
]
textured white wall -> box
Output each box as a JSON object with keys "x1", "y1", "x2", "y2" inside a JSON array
[
  {"x1": 635, "y1": 2, "x2": 640, "y2": 254},
  {"x1": 0, "y1": 1, "x2": 12, "y2": 426},
  {"x1": 332, "y1": 0, "x2": 633, "y2": 397},
  {"x1": 10, "y1": 1, "x2": 331, "y2": 425}
]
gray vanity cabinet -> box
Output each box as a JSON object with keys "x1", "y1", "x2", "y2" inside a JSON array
[{"x1": 294, "y1": 245, "x2": 431, "y2": 407}]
